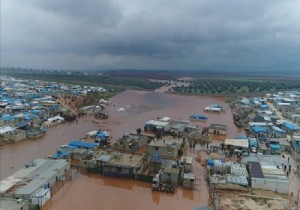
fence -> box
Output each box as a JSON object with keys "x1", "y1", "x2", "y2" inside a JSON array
[{"x1": 136, "y1": 174, "x2": 153, "y2": 183}]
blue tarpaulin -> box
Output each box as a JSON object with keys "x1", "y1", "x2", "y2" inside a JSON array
[
  {"x1": 152, "y1": 154, "x2": 160, "y2": 162},
  {"x1": 237, "y1": 135, "x2": 248, "y2": 139},
  {"x1": 63, "y1": 145, "x2": 78, "y2": 149},
  {"x1": 69, "y1": 140, "x2": 98, "y2": 149},
  {"x1": 207, "y1": 159, "x2": 214, "y2": 167},
  {"x1": 190, "y1": 114, "x2": 208, "y2": 120},
  {"x1": 52, "y1": 150, "x2": 70, "y2": 159},
  {"x1": 249, "y1": 138, "x2": 257, "y2": 147},
  {"x1": 249, "y1": 141, "x2": 257, "y2": 147},
  {"x1": 152, "y1": 151, "x2": 160, "y2": 162},
  {"x1": 2, "y1": 115, "x2": 16, "y2": 121},
  {"x1": 272, "y1": 126, "x2": 286, "y2": 134},
  {"x1": 259, "y1": 104, "x2": 269, "y2": 109},
  {"x1": 283, "y1": 122, "x2": 300, "y2": 131},
  {"x1": 252, "y1": 126, "x2": 268, "y2": 134},
  {"x1": 15, "y1": 121, "x2": 28, "y2": 128},
  {"x1": 270, "y1": 144, "x2": 281, "y2": 150},
  {"x1": 50, "y1": 105, "x2": 59, "y2": 111},
  {"x1": 96, "y1": 132, "x2": 106, "y2": 139},
  {"x1": 29, "y1": 110, "x2": 42, "y2": 115}
]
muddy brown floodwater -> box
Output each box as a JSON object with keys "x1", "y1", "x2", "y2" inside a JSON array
[{"x1": 0, "y1": 90, "x2": 243, "y2": 210}]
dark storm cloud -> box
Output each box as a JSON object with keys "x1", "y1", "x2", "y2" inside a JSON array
[{"x1": 1, "y1": 0, "x2": 300, "y2": 70}]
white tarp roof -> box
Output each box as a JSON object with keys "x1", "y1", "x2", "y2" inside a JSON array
[
  {"x1": 249, "y1": 122, "x2": 273, "y2": 126},
  {"x1": 263, "y1": 117, "x2": 271, "y2": 122},
  {"x1": 0, "y1": 126, "x2": 14, "y2": 134},
  {"x1": 225, "y1": 139, "x2": 249, "y2": 148},
  {"x1": 204, "y1": 107, "x2": 222, "y2": 111},
  {"x1": 145, "y1": 120, "x2": 169, "y2": 127},
  {"x1": 160, "y1": 117, "x2": 171, "y2": 122},
  {"x1": 47, "y1": 116, "x2": 64, "y2": 122}
]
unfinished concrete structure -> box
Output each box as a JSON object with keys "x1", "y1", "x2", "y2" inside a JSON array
[
  {"x1": 147, "y1": 136, "x2": 184, "y2": 159},
  {"x1": 115, "y1": 133, "x2": 151, "y2": 153},
  {"x1": 99, "y1": 152, "x2": 144, "y2": 179}
]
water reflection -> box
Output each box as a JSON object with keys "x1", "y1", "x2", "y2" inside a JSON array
[
  {"x1": 182, "y1": 189, "x2": 194, "y2": 200},
  {"x1": 151, "y1": 191, "x2": 160, "y2": 205}
]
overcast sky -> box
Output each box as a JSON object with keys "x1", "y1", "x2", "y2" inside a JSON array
[{"x1": 1, "y1": 0, "x2": 300, "y2": 71}]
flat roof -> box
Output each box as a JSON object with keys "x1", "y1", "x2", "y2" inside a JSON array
[
  {"x1": 292, "y1": 136, "x2": 300, "y2": 140},
  {"x1": 184, "y1": 173, "x2": 195, "y2": 179},
  {"x1": 180, "y1": 156, "x2": 193, "y2": 164},
  {"x1": 164, "y1": 166, "x2": 180, "y2": 174},
  {"x1": 261, "y1": 165, "x2": 285, "y2": 176},
  {"x1": 225, "y1": 139, "x2": 249, "y2": 148},
  {"x1": 0, "y1": 198, "x2": 27, "y2": 210},
  {"x1": 249, "y1": 122, "x2": 273, "y2": 126},
  {"x1": 97, "y1": 154, "x2": 112, "y2": 162},
  {"x1": 107, "y1": 153, "x2": 144, "y2": 168},
  {"x1": 148, "y1": 136, "x2": 183, "y2": 148},
  {"x1": 171, "y1": 123, "x2": 186, "y2": 130},
  {"x1": 0, "y1": 159, "x2": 69, "y2": 196}
]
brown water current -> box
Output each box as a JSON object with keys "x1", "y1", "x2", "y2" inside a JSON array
[{"x1": 0, "y1": 90, "x2": 243, "y2": 210}]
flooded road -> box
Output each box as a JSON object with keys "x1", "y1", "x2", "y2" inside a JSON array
[{"x1": 0, "y1": 90, "x2": 243, "y2": 209}]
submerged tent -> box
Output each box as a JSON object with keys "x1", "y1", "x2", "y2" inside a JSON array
[
  {"x1": 190, "y1": 114, "x2": 208, "y2": 121},
  {"x1": 96, "y1": 131, "x2": 110, "y2": 140}
]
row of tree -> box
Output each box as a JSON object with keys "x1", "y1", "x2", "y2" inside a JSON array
[{"x1": 173, "y1": 79, "x2": 300, "y2": 94}]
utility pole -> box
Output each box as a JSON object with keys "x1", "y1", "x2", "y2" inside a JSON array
[{"x1": 297, "y1": 189, "x2": 299, "y2": 208}]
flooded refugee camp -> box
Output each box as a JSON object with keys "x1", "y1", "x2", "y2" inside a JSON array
[
  {"x1": 0, "y1": 82, "x2": 242, "y2": 210},
  {"x1": 1, "y1": 73, "x2": 300, "y2": 210},
  {"x1": 2, "y1": 1, "x2": 300, "y2": 209}
]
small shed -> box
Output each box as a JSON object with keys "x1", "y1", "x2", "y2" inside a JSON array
[
  {"x1": 208, "y1": 124, "x2": 227, "y2": 135},
  {"x1": 180, "y1": 156, "x2": 193, "y2": 173},
  {"x1": 183, "y1": 173, "x2": 195, "y2": 189}
]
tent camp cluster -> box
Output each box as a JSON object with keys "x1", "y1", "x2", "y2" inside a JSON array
[{"x1": 0, "y1": 75, "x2": 107, "y2": 145}]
